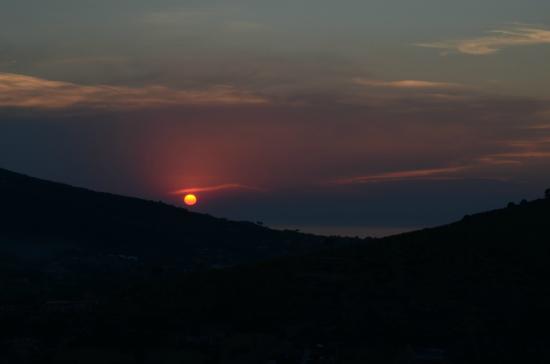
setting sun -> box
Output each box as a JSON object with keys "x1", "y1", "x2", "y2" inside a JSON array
[{"x1": 183, "y1": 194, "x2": 198, "y2": 206}]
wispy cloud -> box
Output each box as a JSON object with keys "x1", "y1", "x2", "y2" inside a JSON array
[
  {"x1": 417, "y1": 26, "x2": 550, "y2": 55},
  {"x1": 479, "y1": 136, "x2": 550, "y2": 165},
  {"x1": 332, "y1": 166, "x2": 467, "y2": 185},
  {"x1": 143, "y1": 9, "x2": 266, "y2": 34},
  {"x1": 333, "y1": 133, "x2": 550, "y2": 186},
  {"x1": 143, "y1": 9, "x2": 213, "y2": 26},
  {"x1": 0, "y1": 73, "x2": 268, "y2": 110},
  {"x1": 172, "y1": 184, "x2": 263, "y2": 195},
  {"x1": 480, "y1": 151, "x2": 550, "y2": 162},
  {"x1": 354, "y1": 78, "x2": 462, "y2": 90},
  {"x1": 345, "y1": 77, "x2": 474, "y2": 108}
]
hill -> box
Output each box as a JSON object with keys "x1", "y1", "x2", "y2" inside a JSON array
[
  {"x1": 1, "y1": 167, "x2": 549, "y2": 363},
  {"x1": 116, "y1": 196, "x2": 549, "y2": 363},
  {"x1": 0, "y1": 167, "x2": 349, "y2": 272}
]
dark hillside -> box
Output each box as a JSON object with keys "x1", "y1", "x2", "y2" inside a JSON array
[
  {"x1": 1, "y1": 168, "x2": 549, "y2": 363},
  {"x1": 0, "y1": 167, "x2": 338, "y2": 270}
]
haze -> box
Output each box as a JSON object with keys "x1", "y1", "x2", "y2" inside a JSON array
[{"x1": 1, "y1": 0, "x2": 549, "y2": 236}]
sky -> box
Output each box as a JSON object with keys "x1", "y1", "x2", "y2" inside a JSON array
[{"x1": 1, "y1": 0, "x2": 550, "y2": 236}]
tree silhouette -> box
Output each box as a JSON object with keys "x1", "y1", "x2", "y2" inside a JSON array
[{"x1": 546, "y1": 188, "x2": 550, "y2": 199}]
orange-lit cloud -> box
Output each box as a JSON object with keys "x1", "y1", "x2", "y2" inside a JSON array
[
  {"x1": 528, "y1": 124, "x2": 550, "y2": 130},
  {"x1": 0, "y1": 73, "x2": 268, "y2": 110},
  {"x1": 172, "y1": 184, "x2": 263, "y2": 195},
  {"x1": 354, "y1": 78, "x2": 462, "y2": 90},
  {"x1": 477, "y1": 135, "x2": 550, "y2": 165},
  {"x1": 332, "y1": 133, "x2": 550, "y2": 185},
  {"x1": 349, "y1": 77, "x2": 473, "y2": 107},
  {"x1": 332, "y1": 166, "x2": 467, "y2": 185},
  {"x1": 480, "y1": 151, "x2": 550, "y2": 164},
  {"x1": 418, "y1": 26, "x2": 550, "y2": 55}
]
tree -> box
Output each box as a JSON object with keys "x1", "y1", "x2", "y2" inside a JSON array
[{"x1": 546, "y1": 188, "x2": 550, "y2": 199}]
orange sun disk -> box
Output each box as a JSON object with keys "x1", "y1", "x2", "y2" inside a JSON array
[{"x1": 183, "y1": 194, "x2": 198, "y2": 206}]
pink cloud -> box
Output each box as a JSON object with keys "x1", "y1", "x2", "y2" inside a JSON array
[
  {"x1": 171, "y1": 184, "x2": 263, "y2": 195},
  {"x1": 354, "y1": 78, "x2": 462, "y2": 90},
  {"x1": 417, "y1": 26, "x2": 550, "y2": 55},
  {"x1": 332, "y1": 166, "x2": 467, "y2": 185},
  {"x1": 0, "y1": 73, "x2": 268, "y2": 110}
]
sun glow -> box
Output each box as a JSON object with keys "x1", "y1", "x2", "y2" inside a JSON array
[{"x1": 183, "y1": 194, "x2": 198, "y2": 206}]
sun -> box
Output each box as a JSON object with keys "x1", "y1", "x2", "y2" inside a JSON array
[{"x1": 183, "y1": 194, "x2": 198, "y2": 206}]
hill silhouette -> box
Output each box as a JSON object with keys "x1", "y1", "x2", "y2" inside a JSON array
[
  {"x1": 1, "y1": 167, "x2": 549, "y2": 363},
  {"x1": 0, "y1": 167, "x2": 345, "y2": 271}
]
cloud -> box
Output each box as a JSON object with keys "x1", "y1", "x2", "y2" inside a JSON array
[
  {"x1": 479, "y1": 136, "x2": 550, "y2": 165},
  {"x1": 0, "y1": 73, "x2": 268, "y2": 110},
  {"x1": 480, "y1": 151, "x2": 550, "y2": 162},
  {"x1": 354, "y1": 78, "x2": 462, "y2": 90},
  {"x1": 331, "y1": 131, "x2": 550, "y2": 186},
  {"x1": 172, "y1": 184, "x2": 263, "y2": 195},
  {"x1": 417, "y1": 26, "x2": 550, "y2": 55},
  {"x1": 143, "y1": 8, "x2": 266, "y2": 34},
  {"x1": 348, "y1": 77, "x2": 474, "y2": 107},
  {"x1": 143, "y1": 9, "x2": 213, "y2": 26},
  {"x1": 332, "y1": 166, "x2": 468, "y2": 185}
]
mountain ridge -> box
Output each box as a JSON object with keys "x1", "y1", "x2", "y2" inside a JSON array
[
  {"x1": 0, "y1": 167, "x2": 346, "y2": 270},
  {"x1": 1, "y1": 167, "x2": 550, "y2": 362}
]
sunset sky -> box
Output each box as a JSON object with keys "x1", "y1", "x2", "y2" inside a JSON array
[{"x1": 1, "y1": 0, "x2": 549, "y2": 236}]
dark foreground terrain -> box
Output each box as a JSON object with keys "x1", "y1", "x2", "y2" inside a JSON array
[{"x1": 1, "y1": 168, "x2": 549, "y2": 363}]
